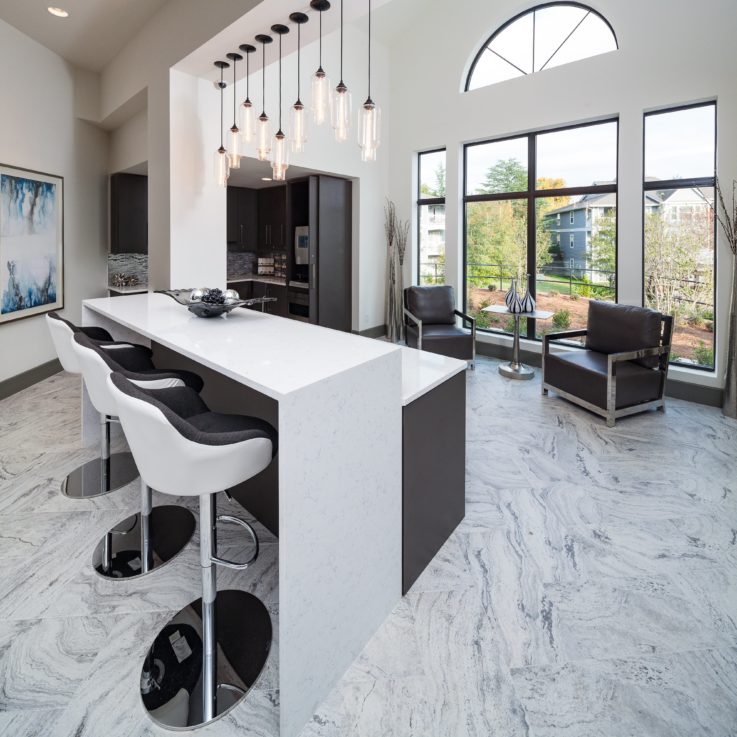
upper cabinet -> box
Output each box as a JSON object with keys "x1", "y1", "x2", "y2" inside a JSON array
[
  {"x1": 110, "y1": 173, "x2": 147, "y2": 254},
  {"x1": 227, "y1": 186, "x2": 258, "y2": 251},
  {"x1": 258, "y1": 186, "x2": 288, "y2": 252}
]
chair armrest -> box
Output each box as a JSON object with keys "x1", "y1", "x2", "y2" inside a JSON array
[
  {"x1": 608, "y1": 345, "x2": 670, "y2": 365},
  {"x1": 543, "y1": 329, "x2": 588, "y2": 355},
  {"x1": 403, "y1": 307, "x2": 423, "y2": 351},
  {"x1": 453, "y1": 309, "x2": 475, "y2": 327}
]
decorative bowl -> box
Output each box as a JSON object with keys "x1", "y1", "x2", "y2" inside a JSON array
[{"x1": 186, "y1": 301, "x2": 243, "y2": 318}]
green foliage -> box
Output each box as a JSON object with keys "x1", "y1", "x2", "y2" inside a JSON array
[
  {"x1": 694, "y1": 341, "x2": 714, "y2": 367},
  {"x1": 552, "y1": 309, "x2": 571, "y2": 330},
  {"x1": 420, "y1": 163, "x2": 446, "y2": 198},
  {"x1": 476, "y1": 158, "x2": 527, "y2": 195}
]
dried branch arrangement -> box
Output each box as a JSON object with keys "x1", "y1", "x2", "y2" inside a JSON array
[
  {"x1": 714, "y1": 178, "x2": 737, "y2": 256},
  {"x1": 395, "y1": 218, "x2": 409, "y2": 267},
  {"x1": 384, "y1": 199, "x2": 396, "y2": 252}
]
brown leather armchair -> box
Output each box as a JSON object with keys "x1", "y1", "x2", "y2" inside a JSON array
[
  {"x1": 542, "y1": 301, "x2": 673, "y2": 427},
  {"x1": 404, "y1": 286, "x2": 476, "y2": 367}
]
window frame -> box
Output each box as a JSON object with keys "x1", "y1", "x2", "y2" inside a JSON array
[
  {"x1": 417, "y1": 148, "x2": 447, "y2": 286},
  {"x1": 642, "y1": 100, "x2": 717, "y2": 372},
  {"x1": 465, "y1": 1, "x2": 618, "y2": 92},
  {"x1": 462, "y1": 117, "x2": 619, "y2": 340}
]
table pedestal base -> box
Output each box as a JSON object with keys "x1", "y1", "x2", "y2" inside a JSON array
[{"x1": 498, "y1": 361, "x2": 535, "y2": 380}]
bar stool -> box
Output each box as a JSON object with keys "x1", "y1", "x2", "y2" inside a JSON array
[
  {"x1": 72, "y1": 332, "x2": 201, "y2": 579},
  {"x1": 45, "y1": 311, "x2": 139, "y2": 498},
  {"x1": 107, "y1": 370, "x2": 277, "y2": 729}
]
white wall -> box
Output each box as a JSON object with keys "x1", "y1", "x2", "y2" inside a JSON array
[
  {"x1": 108, "y1": 107, "x2": 147, "y2": 174},
  {"x1": 0, "y1": 19, "x2": 108, "y2": 383},
  {"x1": 386, "y1": 0, "x2": 737, "y2": 388}
]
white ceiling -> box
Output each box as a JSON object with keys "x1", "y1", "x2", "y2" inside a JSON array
[{"x1": 0, "y1": 0, "x2": 168, "y2": 71}]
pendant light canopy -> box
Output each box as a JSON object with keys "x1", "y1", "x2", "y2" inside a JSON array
[
  {"x1": 331, "y1": 0, "x2": 352, "y2": 142},
  {"x1": 255, "y1": 34, "x2": 273, "y2": 162},
  {"x1": 213, "y1": 60, "x2": 230, "y2": 187},
  {"x1": 289, "y1": 12, "x2": 309, "y2": 153},
  {"x1": 238, "y1": 44, "x2": 257, "y2": 145},
  {"x1": 309, "y1": 0, "x2": 331, "y2": 125},
  {"x1": 270, "y1": 24, "x2": 290, "y2": 181},
  {"x1": 358, "y1": 0, "x2": 380, "y2": 161},
  {"x1": 225, "y1": 52, "x2": 243, "y2": 168}
]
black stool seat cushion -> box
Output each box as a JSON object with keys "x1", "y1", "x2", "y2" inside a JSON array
[
  {"x1": 48, "y1": 311, "x2": 113, "y2": 342},
  {"x1": 545, "y1": 350, "x2": 663, "y2": 410},
  {"x1": 75, "y1": 333, "x2": 204, "y2": 392},
  {"x1": 111, "y1": 374, "x2": 278, "y2": 452}
]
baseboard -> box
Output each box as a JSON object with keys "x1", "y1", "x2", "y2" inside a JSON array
[
  {"x1": 356, "y1": 324, "x2": 387, "y2": 339},
  {"x1": 475, "y1": 340, "x2": 723, "y2": 408},
  {"x1": 0, "y1": 359, "x2": 62, "y2": 401}
]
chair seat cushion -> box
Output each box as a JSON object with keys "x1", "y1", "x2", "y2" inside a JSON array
[
  {"x1": 186, "y1": 412, "x2": 278, "y2": 450},
  {"x1": 545, "y1": 349, "x2": 663, "y2": 410},
  {"x1": 99, "y1": 344, "x2": 203, "y2": 392},
  {"x1": 406, "y1": 324, "x2": 473, "y2": 361}
]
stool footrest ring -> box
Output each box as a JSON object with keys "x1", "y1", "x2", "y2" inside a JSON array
[{"x1": 211, "y1": 515, "x2": 259, "y2": 570}]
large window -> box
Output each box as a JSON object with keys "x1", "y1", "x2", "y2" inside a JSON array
[
  {"x1": 466, "y1": 3, "x2": 617, "y2": 91},
  {"x1": 464, "y1": 119, "x2": 618, "y2": 338},
  {"x1": 417, "y1": 149, "x2": 446, "y2": 285},
  {"x1": 643, "y1": 102, "x2": 716, "y2": 370}
]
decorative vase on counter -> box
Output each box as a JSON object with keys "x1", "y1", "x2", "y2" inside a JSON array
[
  {"x1": 519, "y1": 273, "x2": 536, "y2": 313},
  {"x1": 504, "y1": 278, "x2": 518, "y2": 309}
]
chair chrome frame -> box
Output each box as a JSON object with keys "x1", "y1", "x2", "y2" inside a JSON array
[
  {"x1": 403, "y1": 307, "x2": 477, "y2": 370},
  {"x1": 542, "y1": 316, "x2": 673, "y2": 428}
]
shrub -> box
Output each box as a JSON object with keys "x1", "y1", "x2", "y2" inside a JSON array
[
  {"x1": 705, "y1": 320, "x2": 714, "y2": 333},
  {"x1": 694, "y1": 341, "x2": 714, "y2": 367},
  {"x1": 552, "y1": 309, "x2": 571, "y2": 330},
  {"x1": 503, "y1": 317, "x2": 517, "y2": 333}
]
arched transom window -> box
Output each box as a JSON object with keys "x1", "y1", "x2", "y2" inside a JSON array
[{"x1": 466, "y1": 3, "x2": 617, "y2": 91}]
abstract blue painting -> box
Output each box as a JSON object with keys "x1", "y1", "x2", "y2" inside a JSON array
[{"x1": 0, "y1": 165, "x2": 63, "y2": 324}]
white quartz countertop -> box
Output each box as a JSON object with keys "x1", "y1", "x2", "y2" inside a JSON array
[
  {"x1": 83, "y1": 293, "x2": 399, "y2": 400},
  {"x1": 227, "y1": 274, "x2": 286, "y2": 286},
  {"x1": 401, "y1": 346, "x2": 467, "y2": 405}
]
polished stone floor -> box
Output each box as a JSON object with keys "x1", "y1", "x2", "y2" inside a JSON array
[{"x1": 1, "y1": 359, "x2": 736, "y2": 737}]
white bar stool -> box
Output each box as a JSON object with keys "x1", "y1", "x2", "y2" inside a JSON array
[
  {"x1": 72, "y1": 332, "x2": 200, "y2": 579},
  {"x1": 108, "y1": 370, "x2": 277, "y2": 729}
]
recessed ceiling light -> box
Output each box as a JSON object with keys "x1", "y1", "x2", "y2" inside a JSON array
[
  {"x1": 47, "y1": 7, "x2": 69, "y2": 17},
  {"x1": 261, "y1": 177, "x2": 272, "y2": 181}
]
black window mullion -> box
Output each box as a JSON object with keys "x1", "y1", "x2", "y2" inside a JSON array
[{"x1": 526, "y1": 133, "x2": 537, "y2": 338}]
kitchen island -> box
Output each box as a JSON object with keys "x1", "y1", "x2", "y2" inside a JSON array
[{"x1": 80, "y1": 292, "x2": 465, "y2": 735}]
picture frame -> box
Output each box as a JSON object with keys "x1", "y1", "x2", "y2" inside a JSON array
[{"x1": 0, "y1": 163, "x2": 64, "y2": 325}]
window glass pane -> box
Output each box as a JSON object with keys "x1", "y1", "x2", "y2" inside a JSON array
[
  {"x1": 645, "y1": 105, "x2": 715, "y2": 181},
  {"x1": 466, "y1": 137, "x2": 528, "y2": 195},
  {"x1": 468, "y1": 49, "x2": 524, "y2": 89},
  {"x1": 419, "y1": 150, "x2": 446, "y2": 198},
  {"x1": 419, "y1": 203, "x2": 446, "y2": 285},
  {"x1": 536, "y1": 122, "x2": 617, "y2": 189},
  {"x1": 533, "y1": 5, "x2": 588, "y2": 71},
  {"x1": 488, "y1": 11, "x2": 533, "y2": 74},
  {"x1": 542, "y1": 12, "x2": 617, "y2": 71},
  {"x1": 465, "y1": 199, "x2": 527, "y2": 333},
  {"x1": 535, "y1": 194, "x2": 616, "y2": 338},
  {"x1": 644, "y1": 187, "x2": 714, "y2": 368}
]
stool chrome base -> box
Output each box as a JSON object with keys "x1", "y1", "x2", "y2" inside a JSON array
[
  {"x1": 498, "y1": 361, "x2": 535, "y2": 380},
  {"x1": 140, "y1": 590, "x2": 272, "y2": 729},
  {"x1": 93, "y1": 505, "x2": 196, "y2": 579},
  {"x1": 61, "y1": 452, "x2": 139, "y2": 499}
]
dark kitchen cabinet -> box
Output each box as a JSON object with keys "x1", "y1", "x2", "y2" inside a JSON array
[
  {"x1": 226, "y1": 281, "x2": 252, "y2": 300},
  {"x1": 248, "y1": 281, "x2": 288, "y2": 317},
  {"x1": 110, "y1": 173, "x2": 147, "y2": 254},
  {"x1": 258, "y1": 186, "x2": 287, "y2": 252},
  {"x1": 227, "y1": 187, "x2": 258, "y2": 251}
]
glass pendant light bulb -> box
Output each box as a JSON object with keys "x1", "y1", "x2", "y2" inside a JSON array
[
  {"x1": 215, "y1": 146, "x2": 230, "y2": 187},
  {"x1": 256, "y1": 113, "x2": 271, "y2": 161},
  {"x1": 331, "y1": 82, "x2": 352, "y2": 142},
  {"x1": 271, "y1": 130, "x2": 289, "y2": 181},
  {"x1": 311, "y1": 68, "x2": 331, "y2": 125},
  {"x1": 240, "y1": 100, "x2": 256, "y2": 144},
  {"x1": 358, "y1": 100, "x2": 380, "y2": 161},
  {"x1": 229, "y1": 125, "x2": 241, "y2": 168},
  {"x1": 291, "y1": 101, "x2": 306, "y2": 153}
]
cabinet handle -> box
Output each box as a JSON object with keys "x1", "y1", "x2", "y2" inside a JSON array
[
  {"x1": 240, "y1": 224, "x2": 243, "y2": 243},
  {"x1": 280, "y1": 224, "x2": 284, "y2": 247}
]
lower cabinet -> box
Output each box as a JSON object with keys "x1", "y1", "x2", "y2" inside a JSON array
[
  {"x1": 226, "y1": 281, "x2": 252, "y2": 300},
  {"x1": 240, "y1": 281, "x2": 287, "y2": 317}
]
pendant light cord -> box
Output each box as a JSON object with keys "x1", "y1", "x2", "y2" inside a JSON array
[
  {"x1": 368, "y1": 0, "x2": 372, "y2": 99},
  {"x1": 278, "y1": 32, "x2": 283, "y2": 130},
  {"x1": 246, "y1": 51, "x2": 250, "y2": 101},
  {"x1": 261, "y1": 43, "x2": 266, "y2": 116},
  {"x1": 219, "y1": 66, "x2": 224, "y2": 148},
  {"x1": 297, "y1": 23, "x2": 301, "y2": 102},
  {"x1": 232, "y1": 58, "x2": 237, "y2": 126},
  {"x1": 339, "y1": 0, "x2": 344, "y2": 83},
  {"x1": 318, "y1": 10, "x2": 323, "y2": 70}
]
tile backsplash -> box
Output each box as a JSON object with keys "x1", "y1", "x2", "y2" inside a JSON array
[
  {"x1": 227, "y1": 251, "x2": 256, "y2": 277},
  {"x1": 108, "y1": 253, "x2": 148, "y2": 285}
]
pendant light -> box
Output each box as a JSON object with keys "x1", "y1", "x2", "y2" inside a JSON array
[
  {"x1": 238, "y1": 43, "x2": 257, "y2": 146},
  {"x1": 225, "y1": 52, "x2": 243, "y2": 168},
  {"x1": 289, "y1": 12, "x2": 309, "y2": 153},
  {"x1": 309, "y1": 0, "x2": 331, "y2": 125},
  {"x1": 213, "y1": 60, "x2": 230, "y2": 187},
  {"x1": 255, "y1": 34, "x2": 273, "y2": 162},
  {"x1": 270, "y1": 24, "x2": 290, "y2": 181},
  {"x1": 331, "y1": 0, "x2": 352, "y2": 142},
  {"x1": 358, "y1": 0, "x2": 380, "y2": 161}
]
